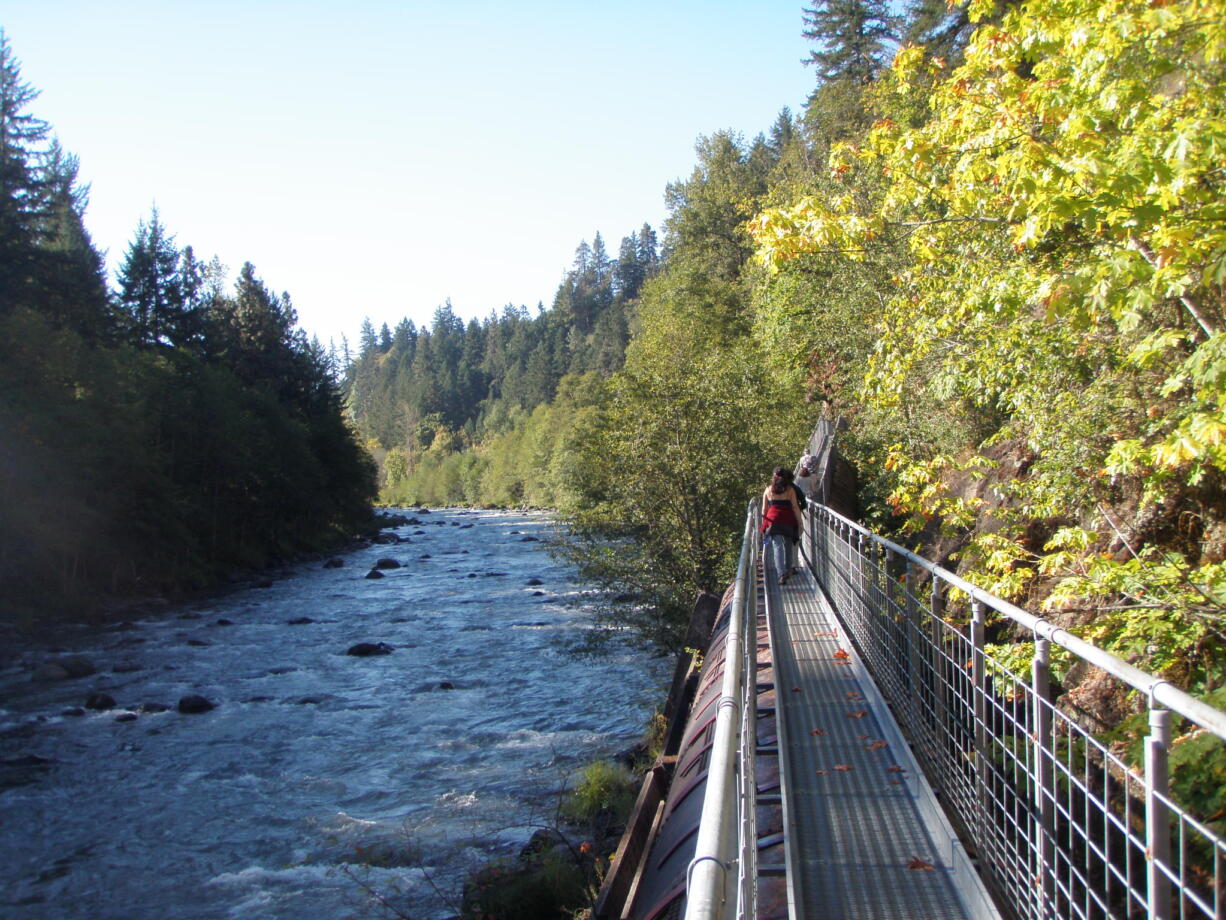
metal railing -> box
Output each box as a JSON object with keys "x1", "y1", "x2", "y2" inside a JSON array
[
  {"x1": 685, "y1": 500, "x2": 761, "y2": 920},
  {"x1": 807, "y1": 503, "x2": 1226, "y2": 920}
]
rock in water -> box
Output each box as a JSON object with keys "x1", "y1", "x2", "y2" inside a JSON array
[
  {"x1": 177, "y1": 694, "x2": 215, "y2": 714},
  {"x1": 85, "y1": 692, "x2": 116, "y2": 711},
  {"x1": 347, "y1": 642, "x2": 394, "y2": 657},
  {"x1": 32, "y1": 656, "x2": 96, "y2": 682}
]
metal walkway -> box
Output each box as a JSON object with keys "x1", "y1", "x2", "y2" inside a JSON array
[
  {"x1": 598, "y1": 450, "x2": 1226, "y2": 920},
  {"x1": 766, "y1": 562, "x2": 984, "y2": 920}
]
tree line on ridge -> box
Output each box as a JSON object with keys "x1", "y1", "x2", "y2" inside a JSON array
[{"x1": 0, "y1": 31, "x2": 376, "y2": 626}]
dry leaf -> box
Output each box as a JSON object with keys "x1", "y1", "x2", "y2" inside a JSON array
[
  {"x1": 847, "y1": 710, "x2": 867, "y2": 719},
  {"x1": 810, "y1": 728, "x2": 827, "y2": 736},
  {"x1": 816, "y1": 770, "x2": 828, "y2": 775},
  {"x1": 792, "y1": 687, "x2": 802, "y2": 693},
  {"x1": 907, "y1": 857, "x2": 936, "y2": 871},
  {"x1": 887, "y1": 765, "x2": 906, "y2": 773},
  {"x1": 834, "y1": 764, "x2": 853, "y2": 772},
  {"x1": 845, "y1": 690, "x2": 862, "y2": 700},
  {"x1": 833, "y1": 648, "x2": 850, "y2": 660},
  {"x1": 866, "y1": 740, "x2": 887, "y2": 750}
]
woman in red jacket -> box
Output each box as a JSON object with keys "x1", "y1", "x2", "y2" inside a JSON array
[{"x1": 761, "y1": 466, "x2": 803, "y2": 585}]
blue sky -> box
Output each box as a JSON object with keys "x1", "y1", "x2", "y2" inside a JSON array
[{"x1": 4, "y1": 1, "x2": 817, "y2": 347}]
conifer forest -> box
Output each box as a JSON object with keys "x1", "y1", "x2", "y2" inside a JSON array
[{"x1": 3, "y1": 0, "x2": 1226, "y2": 817}]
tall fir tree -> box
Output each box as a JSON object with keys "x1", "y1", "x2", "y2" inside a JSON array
[
  {"x1": 117, "y1": 208, "x2": 185, "y2": 346},
  {"x1": 802, "y1": 0, "x2": 897, "y2": 85},
  {"x1": 37, "y1": 140, "x2": 112, "y2": 336},
  {"x1": 0, "y1": 30, "x2": 49, "y2": 312}
]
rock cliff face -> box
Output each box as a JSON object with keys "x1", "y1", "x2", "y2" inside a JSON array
[{"x1": 894, "y1": 433, "x2": 1226, "y2": 728}]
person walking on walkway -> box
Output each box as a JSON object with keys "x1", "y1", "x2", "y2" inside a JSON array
[
  {"x1": 783, "y1": 468, "x2": 807, "y2": 575},
  {"x1": 795, "y1": 457, "x2": 815, "y2": 503},
  {"x1": 762, "y1": 466, "x2": 803, "y2": 585}
]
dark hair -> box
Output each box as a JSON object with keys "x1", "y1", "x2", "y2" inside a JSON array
[{"x1": 771, "y1": 467, "x2": 789, "y2": 494}]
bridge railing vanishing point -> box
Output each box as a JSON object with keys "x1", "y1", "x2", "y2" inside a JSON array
[{"x1": 685, "y1": 497, "x2": 1226, "y2": 920}]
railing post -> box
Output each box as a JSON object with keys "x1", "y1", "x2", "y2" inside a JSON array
[
  {"x1": 1032, "y1": 638, "x2": 1055, "y2": 920},
  {"x1": 931, "y1": 581, "x2": 948, "y2": 779},
  {"x1": 971, "y1": 599, "x2": 989, "y2": 850},
  {"x1": 856, "y1": 532, "x2": 866, "y2": 621},
  {"x1": 905, "y1": 561, "x2": 920, "y2": 734},
  {"x1": 1146, "y1": 706, "x2": 1172, "y2": 920}
]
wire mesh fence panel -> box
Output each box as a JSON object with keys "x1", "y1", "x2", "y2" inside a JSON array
[{"x1": 808, "y1": 505, "x2": 1226, "y2": 920}]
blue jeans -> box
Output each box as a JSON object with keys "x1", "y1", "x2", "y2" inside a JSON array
[{"x1": 767, "y1": 534, "x2": 790, "y2": 582}]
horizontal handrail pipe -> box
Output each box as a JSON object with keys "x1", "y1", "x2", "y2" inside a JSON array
[{"x1": 684, "y1": 500, "x2": 758, "y2": 920}]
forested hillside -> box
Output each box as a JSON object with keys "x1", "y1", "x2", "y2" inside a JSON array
[
  {"x1": 343, "y1": 227, "x2": 658, "y2": 506},
  {"x1": 347, "y1": 0, "x2": 1226, "y2": 731},
  {"x1": 0, "y1": 33, "x2": 376, "y2": 626}
]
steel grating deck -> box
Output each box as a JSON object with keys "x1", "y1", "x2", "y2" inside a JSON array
[{"x1": 766, "y1": 564, "x2": 974, "y2": 920}]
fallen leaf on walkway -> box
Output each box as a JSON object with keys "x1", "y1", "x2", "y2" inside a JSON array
[
  {"x1": 858, "y1": 733, "x2": 870, "y2": 740},
  {"x1": 866, "y1": 740, "x2": 887, "y2": 750},
  {"x1": 908, "y1": 857, "x2": 936, "y2": 871},
  {"x1": 887, "y1": 765, "x2": 906, "y2": 773},
  {"x1": 791, "y1": 687, "x2": 802, "y2": 693},
  {"x1": 834, "y1": 764, "x2": 853, "y2": 771},
  {"x1": 845, "y1": 690, "x2": 862, "y2": 700},
  {"x1": 889, "y1": 779, "x2": 902, "y2": 785},
  {"x1": 814, "y1": 631, "x2": 838, "y2": 637},
  {"x1": 833, "y1": 648, "x2": 850, "y2": 660},
  {"x1": 810, "y1": 728, "x2": 826, "y2": 736},
  {"x1": 815, "y1": 770, "x2": 828, "y2": 775},
  {"x1": 847, "y1": 710, "x2": 867, "y2": 719}
]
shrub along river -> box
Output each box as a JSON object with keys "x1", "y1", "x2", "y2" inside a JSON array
[{"x1": 0, "y1": 509, "x2": 668, "y2": 919}]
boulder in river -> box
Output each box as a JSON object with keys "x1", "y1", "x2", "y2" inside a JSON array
[
  {"x1": 32, "y1": 656, "x2": 96, "y2": 682},
  {"x1": 287, "y1": 616, "x2": 315, "y2": 625},
  {"x1": 525, "y1": 578, "x2": 544, "y2": 586},
  {"x1": 347, "y1": 642, "x2": 394, "y2": 657},
  {"x1": 85, "y1": 692, "x2": 116, "y2": 711},
  {"x1": 323, "y1": 557, "x2": 345, "y2": 568},
  {"x1": 177, "y1": 694, "x2": 215, "y2": 714},
  {"x1": 364, "y1": 569, "x2": 385, "y2": 580},
  {"x1": 375, "y1": 557, "x2": 402, "y2": 570}
]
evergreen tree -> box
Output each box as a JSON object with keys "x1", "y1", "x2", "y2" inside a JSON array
[
  {"x1": 392, "y1": 317, "x2": 417, "y2": 356},
  {"x1": 802, "y1": 0, "x2": 897, "y2": 85},
  {"x1": 636, "y1": 223, "x2": 659, "y2": 275},
  {"x1": 358, "y1": 317, "x2": 378, "y2": 357},
  {"x1": 117, "y1": 208, "x2": 185, "y2": 346},
  {"x1": 767, "y1": 108, "x2": 796, "y2": 157},
  {"x1": 903, "y1": 0, "x2": 984, "y2": 64},
  {"x1": 0, "y1": 30, "x2": 49, "y2": 312},
  {"x1": 35, "y1": 140, "x2": 112, "y2": 336},
  {"x1": 614, "y1": 233, "x2": 646, "y2": 301}
]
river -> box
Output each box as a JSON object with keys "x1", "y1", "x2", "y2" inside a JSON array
[{"x1": 0, "y1": 509, "x2": 668, "y2": 919}]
